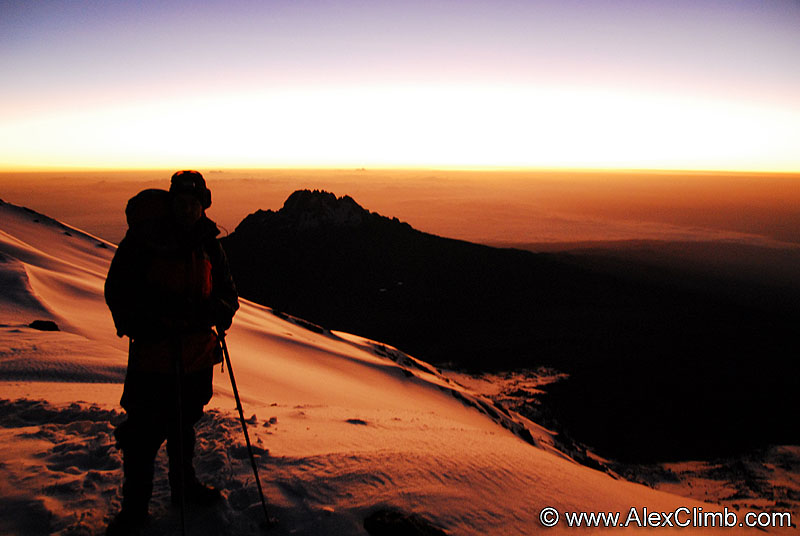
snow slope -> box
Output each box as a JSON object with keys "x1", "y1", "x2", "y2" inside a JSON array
[{"x1": 0, "y1": 199, "x2": 793, "y2": 535}]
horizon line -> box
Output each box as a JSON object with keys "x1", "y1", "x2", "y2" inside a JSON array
[{"x1": 1, "y1": 164, "x2": 799, "y2": 176}]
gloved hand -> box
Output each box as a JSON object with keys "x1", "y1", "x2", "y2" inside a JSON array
[
  {"x1": 215, "y1": 310, "x2": 233, "y2": 333},
  {"x1": 200, "y1": 300, "x2": 234, "y2": 333}
]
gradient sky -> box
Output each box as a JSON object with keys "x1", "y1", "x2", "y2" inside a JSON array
[{"x1": 1, "y1": 0, "x2": 799, "y2": 170}]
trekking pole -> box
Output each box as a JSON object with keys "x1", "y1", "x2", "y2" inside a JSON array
[
  {"x1": 219, "y1": 332, "x2": 273, "y2": 528},
  {"x1": 173, "y1": 338, "x2": 188, "y2": 536}
]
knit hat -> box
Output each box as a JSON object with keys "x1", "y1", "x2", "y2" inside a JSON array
[{"x1": 169, "y1": 170, "x2": 211, "y2": 209}]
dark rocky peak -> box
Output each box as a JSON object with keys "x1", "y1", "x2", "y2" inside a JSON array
[
  {"x1": 281, "y1": 190, "x2": 368, "y2": 229},
  {"x1": 233, "y1": 190, "x2": 412, "y2": 235}
]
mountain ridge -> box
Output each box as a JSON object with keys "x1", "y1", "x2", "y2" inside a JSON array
[{"x1": 222, "y1": 189, "x2": 800, "y2": 462}]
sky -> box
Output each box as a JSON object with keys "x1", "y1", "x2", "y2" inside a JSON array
[{"x1": 1, "y1": 0, "x2": 799, "y2": 171}]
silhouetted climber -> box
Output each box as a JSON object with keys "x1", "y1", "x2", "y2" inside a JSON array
[{"x1": 104, "y1": 171, "x2": 238, "y2": 535}]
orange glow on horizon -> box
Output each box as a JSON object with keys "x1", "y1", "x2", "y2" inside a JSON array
[{"x1": 1, "y1": 86, "x2": 798, "y2": 173}]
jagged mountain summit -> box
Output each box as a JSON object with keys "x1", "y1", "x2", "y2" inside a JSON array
[
  {"x1": 223, "y1": 189, "x2": 566, "y2": 369},
  {"x1": 235, "y1": 189, "x2": 410, "y2": 232}
]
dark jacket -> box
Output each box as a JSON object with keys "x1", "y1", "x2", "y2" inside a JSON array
[{"x1": 105, "y1": 214, "x2": 239, "y2": 376}]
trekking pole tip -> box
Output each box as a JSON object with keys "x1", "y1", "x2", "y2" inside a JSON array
[{"x1": 259, "y1": 516, "x2": 279, "y2": 531}]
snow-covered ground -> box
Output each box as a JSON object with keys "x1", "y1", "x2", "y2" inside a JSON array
[{"x1": 1, "y1": 198, "x2": 795, "y2": 535}]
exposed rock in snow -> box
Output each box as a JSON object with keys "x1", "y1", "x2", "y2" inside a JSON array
[{"x1": 29, "y1": 320, "x2": 59, "y2": 331}]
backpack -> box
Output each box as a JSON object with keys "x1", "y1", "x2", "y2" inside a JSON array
[{"x1": 125, "y1": 188, "x2": 170, "y2": 233}]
